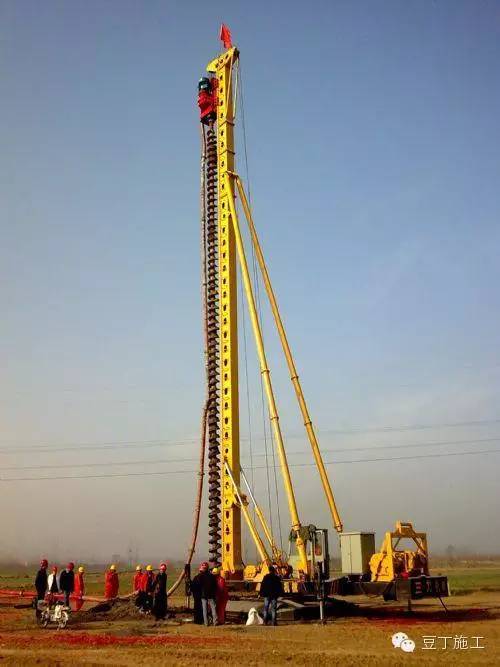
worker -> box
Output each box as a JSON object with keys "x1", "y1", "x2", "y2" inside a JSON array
[
  {"x1": 133, "y1": 565, "x2": 143, "y2": 593},
  {"x1": 60, "y1": 562, "x2": 75, "y2": 607},
  {"x1": 133, "y1": 565, "x2": 144, "y2": 608},
  {"x1": 34, "y1": 558, "x2": 49, "y2": 601},
  {"x1": 104, "y1": 564, "x2": 119, "y2": 599},
  {"x1": 141, "y1": 565, "x2": 155, "y2": 613},
  {"x1": 259, "y1": 565, "x2": 283, "y2": 626},
  {"x1": 47, "y1": 565, "x2": 60, "y2": 596},
  {"x1": 74, "y1": 566, "x2": 85, "y2": 611},
  {"x1": 212, "y1": 567, "x2": 229, "y2": 625},
  {"x1": 152, "y1": 562, "x2": 168, "y2": 621},
  {"x1": 198, "y1": 561, "x2": 217, "y2": 626},
  {"x1": 190, "y1": 566, "x2": 204, "y2": 624}
]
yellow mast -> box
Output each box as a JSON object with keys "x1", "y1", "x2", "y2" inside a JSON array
[
  {"x1": 224, "y1": 462, "x2": 271, "y2": 566},
  {"x1": 207, "y1": 47, "x2": 243, "y2": 575},
  {"x1": 205, "y1": 34, "x2": 337, "y2": 576}
]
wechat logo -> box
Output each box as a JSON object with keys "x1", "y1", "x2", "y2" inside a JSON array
[{"x1": 392, "y1": 632, "x2": 416, "y2": 653}]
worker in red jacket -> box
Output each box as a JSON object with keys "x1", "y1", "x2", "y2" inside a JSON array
[
  {"x1": 140, "y1": 565, "x2": 155, "y2": 613},
  {"x1": 104, "y1": 564, "x2": 119, "y2": 599},
  {"x1": 212, "y1": 567, "x2": 229, "y2": 624},
  {"x1": 133, "y1": 565, "x2": 143, "y2": 593},
  {"x1": 74, "y1": 566, "x2": 85, "y2": 611},
  {"x1": 133, "y1": 565, "x2": 145, "y2": 608}
]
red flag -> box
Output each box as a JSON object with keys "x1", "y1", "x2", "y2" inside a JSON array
[{"x1": 219, "y1": 24, "x2": 232, "y2": 49}]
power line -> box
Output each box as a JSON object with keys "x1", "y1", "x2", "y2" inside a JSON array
[
  {"x1": 1, "y1": 418, "x2": 499, "y2": 453},
  {"x1": 0, "y1": 457, "x2": 198, "y2": 472},
  {"x1": 318, "y1": 418, "x2": 500, "y2": 435},
  {"x1": 1, "y1": 448, "x2": 499, "y2": 482},
  {"x1": 0, "y1": 439, "x2": 195, "y2": 454},
  {"x1": 1, "y1": 437, "x2": 498, "y2": 471},
  {"x1": 320, "y1": 436, "x2": 500, "y2": 455}
]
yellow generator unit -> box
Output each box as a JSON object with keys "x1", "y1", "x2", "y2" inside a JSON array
[
  {"x1": 333, "y1": 521, "x2": 448, "y2": 602},
  {"x1": 369, "y1": 521, "x2": 429, "y2": 582}
]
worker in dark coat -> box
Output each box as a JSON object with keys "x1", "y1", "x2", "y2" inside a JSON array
[
  {"x1": 198, "y1": 561, "x2": 217, "y2": 626},
  {"x1": 190, "y1": 566, "x2": 204, "y2": 624},
  {"x1": 59, "y1": 562, "x2": 75, "y2": 606},
  {"x1": 34, "y1": 559, "x2": 49, "y2": 601},
  {"x1": 152, "y1": 563, "x2": 168, "y2": 620},
  {"x1": 260, "y1": 565, "x2": 283, "y2": 626}
]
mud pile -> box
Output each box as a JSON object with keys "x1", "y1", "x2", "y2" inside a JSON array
[
  {"x1": 79, "y1": 598, "x2": 145, "y2": 622},
  {"x1": 78, "y1": 599, "x2": 195, "y2": 623}
]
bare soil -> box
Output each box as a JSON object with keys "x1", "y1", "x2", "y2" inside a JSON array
[{"x1": 1, "y1": 591, "x2": 499, "y2": 665}]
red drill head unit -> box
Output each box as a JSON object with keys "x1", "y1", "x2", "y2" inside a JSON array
[{"x1": 198, "y1": 76, "x2": 218, "y2": 125}]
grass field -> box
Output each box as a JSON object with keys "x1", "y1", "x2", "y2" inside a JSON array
[
  {"x1": 445, "y1": 568, "x2": 500, "y2": 595},
  {"x1": 3, "y1": 561, "x2": 500, "y2": 597}
]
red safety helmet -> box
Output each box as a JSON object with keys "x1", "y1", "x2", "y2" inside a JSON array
[
  {"x1": 67, "y1": 562, "x2": 75, "y2": 570},
  {"x1": 159, "y1": 562, "x2": 167, "y2": 571},
  {"x1": 40, "y1": 558, "x2": 48, "y2": 568}
]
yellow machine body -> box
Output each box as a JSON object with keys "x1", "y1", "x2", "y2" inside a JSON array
[
  {"x1": 198, "y1": 34, "x2": 446, "y2": 601},
  {"x1": 369, "y1": 521, "x2": 430, "y2": 582}
]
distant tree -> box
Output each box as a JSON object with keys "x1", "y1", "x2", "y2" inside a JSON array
[{"x1": 445, "y1": 545, "x2": 456, "y2": 565}]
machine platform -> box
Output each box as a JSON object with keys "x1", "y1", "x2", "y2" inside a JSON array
[{"x1": 328, "y1": 575, "x2": 449, "y2": 601}]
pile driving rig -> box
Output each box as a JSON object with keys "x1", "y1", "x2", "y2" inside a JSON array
[{"x1": 196, "y1": 27, "x2": 449, "y2": 602}]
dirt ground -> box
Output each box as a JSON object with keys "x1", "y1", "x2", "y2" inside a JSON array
[{"x1": 1, "y1": 591, "x2": 499, "y2": 665}]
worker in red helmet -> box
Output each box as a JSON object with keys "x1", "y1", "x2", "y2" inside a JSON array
[
  {"x1": 34, "y1": 558, "x2": 49, "y2": 601},
  {"x1": 152, "y1": 563, "x2": 168, "y2": 621},
  {"x1": 60, "y1": 562, "x2": 75, "y2": 607},
  {"x1": 104, "y1": 564, "x2": 119, "y2": 599}
]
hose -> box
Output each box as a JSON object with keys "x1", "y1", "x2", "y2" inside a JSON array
[{"x1": 166, "y1": 124, "x2": 212, "y2": 596}]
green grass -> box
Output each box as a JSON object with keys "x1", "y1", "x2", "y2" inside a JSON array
[
  {"x1": 438, "y1": 567, "x2": 500, "y2": 595},
  {"x1": 0, "y1": 568, "x2": 185, "y2": 597},
  {"x1": 2, "y1": 564, "x2": 500, "y2": 597}
]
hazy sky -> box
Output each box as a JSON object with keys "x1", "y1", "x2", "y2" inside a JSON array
[{"x1": 1, "y1": 0, "x2": 499, "y2": 565}]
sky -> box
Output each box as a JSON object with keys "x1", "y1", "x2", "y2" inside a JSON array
[{"x1": 1, "y1": 0, "x2": 499, "y2": 566}]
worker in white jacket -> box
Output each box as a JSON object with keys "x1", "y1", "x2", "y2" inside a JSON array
[{"x1": 47, "y1": 566, "x2": 61, "y2": 595}]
